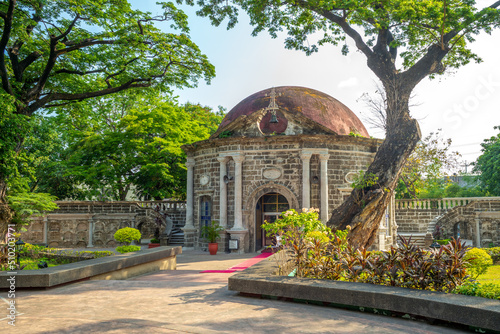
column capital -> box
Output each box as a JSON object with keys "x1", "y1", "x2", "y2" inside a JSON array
[
  {"x1": 217, "y1": 156, "x2": 230, "y2": 164},
  {"x1": 232, "y1": 154, "x2": 245, "y2": 163},
  {"x1": 186, "y1": 157, "x2": 195, "y2": 168},
  {"x1": 300, "y1": 152, "x2": 312, "y2": 161},
  {"x1": 319, "y1": 153, "x2": 330, "y2": 161}
]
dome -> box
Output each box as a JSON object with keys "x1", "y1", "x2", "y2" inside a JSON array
[{"x1": 218, "y1": 86, "x2": 369, "y2": 137}]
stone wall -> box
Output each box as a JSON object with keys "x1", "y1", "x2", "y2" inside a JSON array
[
  {"x1": 396, "y1": 198, "x2": 500, "y2": 247},
  {"x1": 21, "y1": 201, "x2": 186, "y2": 248}
]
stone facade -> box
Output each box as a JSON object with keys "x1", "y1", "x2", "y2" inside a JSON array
[
  {"x1": 182, "y1": 134, "x2": 398, "y2": 253},
  {"x1": 181, "y1": 86, "x2": 400, "y2": 254},
  {"x1": 21, "y1": 201, "x2": 186, "y2": 248}
]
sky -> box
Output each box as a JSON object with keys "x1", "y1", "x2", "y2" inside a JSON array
[{"x1": 131, "y1": 1, "x2": 500, "y2": 171}]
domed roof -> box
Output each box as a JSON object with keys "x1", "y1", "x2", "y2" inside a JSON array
[{"x1": 218, "y1": 86, "x2": 369, "y2": 137}]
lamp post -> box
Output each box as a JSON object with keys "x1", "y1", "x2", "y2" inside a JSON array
[{"x1": 15, "y1": 239, "x2": 25, "y2": 267}]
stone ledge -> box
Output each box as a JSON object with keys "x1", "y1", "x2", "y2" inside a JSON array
[
  {"x1": 228, "y1": 253, "x2": 500, "y2": 332},
  {"x1": 0, "y1": 246, "x2": 181, "y2": 289}
]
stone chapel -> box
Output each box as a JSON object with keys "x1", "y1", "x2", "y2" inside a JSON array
[{"x1": 181, "y1": 86, "x2": 397, "y2": 253}]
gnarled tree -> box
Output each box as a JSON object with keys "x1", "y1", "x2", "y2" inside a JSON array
[
  {"x1": 183, "y1": 0, "x2": 500, "y2": 248},
  {"x1": 0, "y1": 0, "x2": 215, "y2": 234}
]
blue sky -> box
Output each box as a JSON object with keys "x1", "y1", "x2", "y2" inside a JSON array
[{"x1": 131, "y1": 1, "x2": 500, "y2": 169}]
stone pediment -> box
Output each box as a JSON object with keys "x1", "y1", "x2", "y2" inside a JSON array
[{"x1": 211, "y1": 107, "x2": 338, "y2": 138}]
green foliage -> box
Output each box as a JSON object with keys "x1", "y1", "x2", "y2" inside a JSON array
[
  {"x1": 218, "y1": 130, "x2": 233, "y2": 138},
  {"x1": 436, "y1": 239, "x2": 451, "y2": 245},
  {"x1": 113, "y1": 227, "x2": 141, "y2": 244},
  {"x1": 48, "y1": 92, "x2": 224, "y2": 201},
  {"x1": 266, "y1": 210, "x2": 471, "y2": 292},
  {"x1": 484, "y1": 247, "x2": 500, "y2": 264},
  {"x1": 116, "y1": 245, "x2": 141, "y2": 254},
  {"x1": 453, "y1": 282, "x2": 500, "y2": 300},
  {"x1": 474, "y1": 126, "x2": 500, "y2": 196},
  {"x1": 396, "y1": 130, "x2": 462, "y2": 199},
  {"x1": 150, "y1": 238, "x2": 160, "y2": 244},
  {"x1": 201, "y1": 221, "x2": 224, "y2": 243},
  {"x1": 184, "y1": 1, "x2": 500, "y2": 72},
  {"x1": 464, "y1": 248, "x2": 493, "y2": 279},
  {"x1": 0, "y1": 0, "x2": 215, "y2": 230},
  {"x1": 351, "y1": 171, "x2": 379, "y2": 190},
  {"x1": 7, "y1": 178, "x2": 58, "y2": 228},
  {"x1": 348, "y1": 131, "x2": 364, "y2": 138}
]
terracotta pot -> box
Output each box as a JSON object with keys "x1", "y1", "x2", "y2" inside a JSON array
[
  {"x1": 148, "y1": 243, "x2": 161, "y2": 249},
  {"x1": 208, "y1": 242, "x2": 218, "y2": 255}
]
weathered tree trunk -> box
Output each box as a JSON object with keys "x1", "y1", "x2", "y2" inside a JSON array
[
  {"x1": 328, "y1": 80, "x2": 421, "y2": 249},
  {"x1": 0, "y1": 180, "x2": 12, "y2": 238}
]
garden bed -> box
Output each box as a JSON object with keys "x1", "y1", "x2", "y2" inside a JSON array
[
  {"x1": 228, "y1": 252, "x2": 500, "y2": 333},
  {"x1": 0, "y1": 246, "x2": 181, "y2": 289}
]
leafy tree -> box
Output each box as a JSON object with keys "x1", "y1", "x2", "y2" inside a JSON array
[
  {"x1": 396, "y1": 130, "x2": 461, "y2": 199},
  {"x1": 53, "y1": 92, "x2": 223, "y2": 201},
  {"x1": 183, "y1": 0, "x2": 500, "y2": 247},
  {"x1": 474, "y1": 126, "x2": 500, "y2": 196},
  {"x1": 0, "y1": 0, "x2": 215, "y2": 232}
]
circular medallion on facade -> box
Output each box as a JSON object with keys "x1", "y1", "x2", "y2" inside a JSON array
[
  {"x1": 263, "y1": 168, "x2": 282, "y2": 180},
  {"x1": 259, "y1": 110, "x2": 288, "y2": 134},
  {"x1": 200, "y1": 174, "x2": 210, "y2": 186},
  {"x1": 345, "y1": 172, "x2": 358, "y2": 184}
]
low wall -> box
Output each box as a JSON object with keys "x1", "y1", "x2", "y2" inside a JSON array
[
  {"x1": 0, "y1": 246, "x2": 181, "y2": 289},
  {"x1": 228, "y1": 253, "x2": 500, "y2": 333},
  {"x1": 21, "y1": 201, "x2": 186, "y2": 248}
]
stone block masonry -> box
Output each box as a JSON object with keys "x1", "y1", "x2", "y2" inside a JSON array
[{"x1": 21, "y1": 201, "x2": 186, "y2": 248}]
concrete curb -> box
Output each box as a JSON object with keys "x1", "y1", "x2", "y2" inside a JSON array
[
  {"x1": 228, "y1": 253, "x2": 500, "y2": 332},
  {"x1": 1, "y1": 246, "x2": 181, "y2": 289}
]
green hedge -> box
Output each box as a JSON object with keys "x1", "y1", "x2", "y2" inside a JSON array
[
  {"x1": 453, "y1": 282, "x2": 500, "y2": 300},
  {"x1": 485, "y1": 247, "x2": 500, "y2": 264}
]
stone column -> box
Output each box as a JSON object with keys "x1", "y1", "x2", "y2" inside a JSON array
[
  {"x1": 87, "y1": 216, "x2": 94, "y2": 248},
  {"x1": 300, "y1": 152, "x2": 312, "y2": 209},
  {"x1": 319, "y1": 153, "x2": 330, "y2": 222},
  {"x1": 231, "y1": 154, "x2": 245, "y2": 230},
  {"x1": 184, "y1": 157, "x2": 196, "y2": 229},
  {"x1": 43, "y1": 216, "x2": 48, "y2": 245},
  {"x1": 217, "y1": 156, "x2": 229, "y2": 228},
  {"x1": 475, "y1": 214, "x2": 481, "y2": 247}
]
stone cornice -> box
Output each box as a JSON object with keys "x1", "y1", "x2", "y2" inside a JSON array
[{"x1": 182, "y1": 134, "x2": 382, "y2": 154}]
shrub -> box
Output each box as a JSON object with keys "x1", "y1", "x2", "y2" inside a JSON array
[
  {"x1": 201, "y1": 221, "x2": 224, "y2": 243},
  {"x1": 436, "y1": 239, "x2": 451, "y2": 245},
  {"x1": 453, "y1": 282, "x2": 500, "y2": 300},
  {"x1": 116, "y1": 245, "x2": 141, "y2": 253},
  {"x1": 484, "y1": 247, "x2": 500, "y2": 264},
  {"x1": 264, "y1": 209, "x2": 471, "y2": 293},
  {"x1": 464, "y1": 248, "x2": 493, "y2": 279},
  {"x1": 113, "y1": 227, "x2": 141, "y2": 244}
]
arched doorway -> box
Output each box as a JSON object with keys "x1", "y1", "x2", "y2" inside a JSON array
[{"x1": 255, "y1": 193, "x2": 290, "y2": 250}]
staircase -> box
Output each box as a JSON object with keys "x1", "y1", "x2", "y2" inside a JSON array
[{"x1": 167, "y1": 221, "x2": 185, "y2": 246}]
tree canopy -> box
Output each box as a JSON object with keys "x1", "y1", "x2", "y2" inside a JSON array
[
  {"x1": 474, "y1": 125, "x2": 500, "y2": 196},
  {"x1": 0, "y1": 0, "x2": 215, "y2": 232},
  {"x1": 31, "y1": 92, "x2": 224, "y2": 201}
]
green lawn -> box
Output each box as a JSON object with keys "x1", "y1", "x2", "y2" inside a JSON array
[{"x1": 477, "y1": 264, "x2": 500, "y2": 284}]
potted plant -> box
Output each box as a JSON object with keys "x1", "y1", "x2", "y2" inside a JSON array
[
  {"x1": 148, "y1": 238, "x2": 161, "y2": 249},
  {"x1": 201, "y1": 221, "x2": 224, "y2": 255}
]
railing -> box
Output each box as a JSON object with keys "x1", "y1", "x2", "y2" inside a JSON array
[
  {"x1": 395, "y1": 197, "x2": 500, "y2": 210},
  {"x1": 135, "y1": 200, "x2": 186, "y2": 211}
]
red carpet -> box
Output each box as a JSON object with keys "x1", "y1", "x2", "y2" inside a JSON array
[{"x1": 200, "y1": 252, "x2": 272, "y2": 273}]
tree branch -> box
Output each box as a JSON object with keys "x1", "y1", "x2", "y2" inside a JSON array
[
  {"x1": 27, "y1": 79, "x2": 152, "y2": 114},
  {"x1": 0, "y1": 0, "x2": 16, "y2": 95}
]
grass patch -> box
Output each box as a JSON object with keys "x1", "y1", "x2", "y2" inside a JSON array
[{"x1": 477, "y1": 265, "x2": 500, "y2": 284}]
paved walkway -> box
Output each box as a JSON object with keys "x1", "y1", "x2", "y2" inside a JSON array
[{"x1": 2, "y1": 249, "x2": 468, "y2": 333}]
